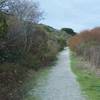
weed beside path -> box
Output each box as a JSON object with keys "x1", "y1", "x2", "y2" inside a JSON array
[{"x1": 71, "y1": 54, "x2": 100, "y2": 100}]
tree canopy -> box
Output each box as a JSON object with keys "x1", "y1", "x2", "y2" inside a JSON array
[{"x1": 61, "y1": 28, "x2": 76, "y2": 36}]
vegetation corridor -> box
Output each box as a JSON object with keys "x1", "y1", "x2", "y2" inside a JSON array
[{"x1": 23, "y1": 48, "x2": 86, "y2": 100}]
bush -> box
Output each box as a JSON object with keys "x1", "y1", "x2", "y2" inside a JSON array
[
  {"x1": 0, "y1": 12, "x2": 8, "y2": 39},
  {"x1": 69, "y1": 27, "x2": 100, "y2": 70}
]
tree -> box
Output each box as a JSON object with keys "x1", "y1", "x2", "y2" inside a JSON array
[
  {"x1": 0, "y1": 0, "x2": 7, "y2": 9},
  {"x1": 0, "y1": 12, "x2": 8, "y2": 39},
  {"x1": 61, "y1": 28, "x2": 76, "y2": 36},
  {"x1": 0, "y1": 0, "x2": 43, "y2": 23}
]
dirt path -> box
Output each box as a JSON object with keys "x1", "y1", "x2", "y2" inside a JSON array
[{"x1": 24, "y1": 47, "x2": 86, "y2": 100}]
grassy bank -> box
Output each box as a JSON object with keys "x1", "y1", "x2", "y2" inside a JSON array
[{"x1": 71, "y1": 54, "x2": 100, "y2": 100}]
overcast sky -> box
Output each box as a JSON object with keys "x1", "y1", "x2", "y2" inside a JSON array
[{"x1": 35, "y1": 0, "x2": 100, "y2": 32}]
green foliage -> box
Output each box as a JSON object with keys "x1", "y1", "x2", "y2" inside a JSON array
[
  {"x1": 0, "y1": 12, "x2": 72, "y2": 67},
  {"x1": 0, "y1": 11, "x2": 73, "y2": 99},
  {"x1": 71, "y1": 54, "x2": 100, "y2": 100},
  {"x1": 0, "y1": 12, "x2": 8, "y2": 39},
  {"x1": 57, "y1": 37, "x2": 66, "y2": 50},
  {"x1": 61, "y1": 28, "x2": 76, "y2": 36},
  {"x1": 41, "y1": 24, "x2": 55, "y2": 32}
]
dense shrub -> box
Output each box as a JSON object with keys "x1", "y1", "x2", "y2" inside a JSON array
[
  {"x1": 0, "y1": 13, "x2": 71, "y2": 67},
  {"x1": 0, "y1": 7, "x2": 72, "y2": 99},
  {"x1": 68, "y1": 27, "x2": 100, "y2": 70},
  {"x1": 0, "y1": 12, "x2": 8, "y2": 39}
]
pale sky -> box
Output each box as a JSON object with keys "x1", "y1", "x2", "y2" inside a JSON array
[{"x1": 35, "y1": 0, "x2": 100, "y2": 32}]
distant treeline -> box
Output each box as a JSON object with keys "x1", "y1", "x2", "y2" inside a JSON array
[{"x1": 0, "y1": 13, "x2": 72, "y2": 68}]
